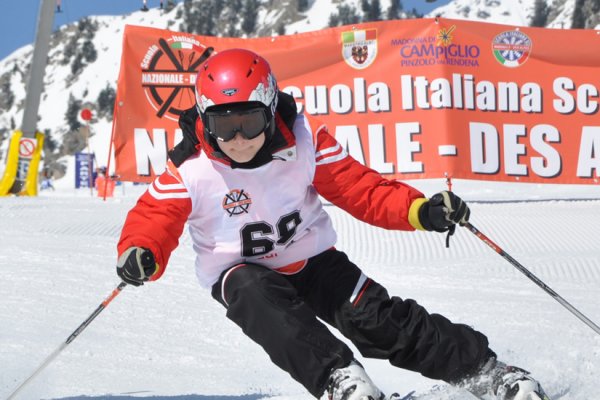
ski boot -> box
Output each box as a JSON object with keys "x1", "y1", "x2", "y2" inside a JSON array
[
  {"x1": 327, "y1": 360, "x2": 385, "y2": 400},
  {"x1": 460, "y1": 357, "x2": 550, "y2": 400},
  {"x1": 493, "y1": 364, "x2": 550, "y2": 400}
]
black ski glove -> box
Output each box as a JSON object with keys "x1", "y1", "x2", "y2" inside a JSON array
[
  {"x1": 116, "y1": 247, "x2": 158, "y2": 286},
  {"x1": 418, "y1": 191, "x2": 470, "y2": 232}
]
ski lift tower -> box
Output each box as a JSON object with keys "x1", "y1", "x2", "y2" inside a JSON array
[{"x1": 0, "y1": 0, "x2": 55, "y2": 195}]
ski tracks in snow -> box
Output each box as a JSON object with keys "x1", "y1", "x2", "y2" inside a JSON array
[{"x1": 1, "y1": 194, "x2": 598, "y2": 399}]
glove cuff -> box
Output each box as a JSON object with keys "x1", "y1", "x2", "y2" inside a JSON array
[{"x1": 408, "y1": 198, "x2": 429, "y2": 231}]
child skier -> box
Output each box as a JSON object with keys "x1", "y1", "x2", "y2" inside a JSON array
[{"x1": 116, "y1": 48, "x2": 549, "y2": 400}]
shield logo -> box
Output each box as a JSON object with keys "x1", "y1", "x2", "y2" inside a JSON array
[{"x1": 341, "y1": 29, "x2": 377, "y2": 70}]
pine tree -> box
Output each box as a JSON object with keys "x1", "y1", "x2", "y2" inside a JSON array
[
  {"x1": 224, "y1": 0, "x2": 242, "y2": 37},
  {"x1": 367, "y1": 0, "x2": 382, "y2": 21},
  {"x1": 164, "y1": 0, "x2": 176, "y2": 12},
  {"x1": 0, "y1": 77, "x2": 14, "y2": 110},
  {"x1": 361, "y1": 0, "x2": 370, "y2": 14},
  {"x1": 583, "y1": 0, "x2": 600, "y2": 26},
  {"x1": 329, "y1": 4, "x2": 360, "y2": 27},
  {"x1": 71, "y1": 54, "x2": 84, "y2": 76},
  {"x1": 61, "y1": 37, "x2": 78, "y2": 66},
  {"x1": 572, "y1": 0, "x2": 587, "y2": 28},
  {"x1": 65, "y1": 94, "x2": 83, "y2": 132},
  {"x1": 77, "y1": 17, "x2": 98, "y2": 40},
  {"x1": 277, "y1": 23, "x2": 286, "y2": 35},
  {"x1": 0, "y1": 128, "x2": 7, "y2": 159},
  {"x1": 241, "y1": 0, "x2": 259, "y2": 35},
  {"x1": 43, "y1": 128, "x2": 58, "y2": 154},
  {"x1": 531, "y1": 0, "x2": 549, "y2": 27},
  {"x1": 81, "y1": 40, "x2": 97, "y2": 63},
  {"x1": 297, "y1": 0, "x2": 309, "y2": 12},
  {"x1": 387, "y1": 0, "x2": 403, "y2": 20},
  {"x1": 182, "y1": 0, "x2": 221, "y2": 36},
  {"x1": 97, "y1": 84, "x2": 116, "y2": 119}
]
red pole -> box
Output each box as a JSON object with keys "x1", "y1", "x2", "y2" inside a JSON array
[{"x1": 104, "y1": 106, "x2": 119, "y2": 202}]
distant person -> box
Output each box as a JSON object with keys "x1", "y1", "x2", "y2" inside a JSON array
[
  {"x1": 40, "y1": 167, "x2": 55, "y2": 191},
  {"x1": 115, "y1": 48, "x2": 550, "y2": 400}
]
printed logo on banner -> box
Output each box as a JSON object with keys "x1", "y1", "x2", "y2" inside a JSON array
[
  {"x1": 436, "y1": 25, "x2": 456, "y2": 46},
  {"x1": 341, "y1": 29, "x2": 378, "y2": 70},
  {"x1": 222, "y1": 189, "x2": 252, "y2": 216},
  {"x1": 390, "y1": 25, "x2": 481, "y2": 68},
  {"x1": 492, "y1": 30, "x2": 532, "y2": 67},
  {"x1": 140, "y1": 35, "x2": 208, "y2": 121}
]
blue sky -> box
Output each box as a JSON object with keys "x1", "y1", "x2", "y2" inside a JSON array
[
  {"x1": 0, "y1": 0, "x2": 447, "y2": 61},
  {"x1": 0, "y1": 0, "x2": 149, "y2": 60}
]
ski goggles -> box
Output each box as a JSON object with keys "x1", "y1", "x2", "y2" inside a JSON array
[{"x1": 204, "y1": 105, "x2": 270, "y2": 142}]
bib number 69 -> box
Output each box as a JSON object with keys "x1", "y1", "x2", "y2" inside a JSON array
[{"x1": 240, "y1": 210, "x2": 302, "y2": 257}]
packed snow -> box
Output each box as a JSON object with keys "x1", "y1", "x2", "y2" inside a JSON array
[{"x1": 1, "y1": 177, "x2": 599, "y2": 400}]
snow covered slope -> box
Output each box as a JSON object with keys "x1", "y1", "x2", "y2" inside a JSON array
[
  {"x1": 425, "y1": 0, "x2": 578, "y2": 29},
  {"x1": 1, "y1": 180, "x2": 599, "y2": 399}
]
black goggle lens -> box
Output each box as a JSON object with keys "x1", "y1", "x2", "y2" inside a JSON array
[{"x1": 206, "y1": 108, "x2": 269, "y2": 142}]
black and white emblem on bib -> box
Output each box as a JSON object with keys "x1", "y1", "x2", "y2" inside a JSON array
[{"x1": 222, "y1": 189, "x2": 252, "y2": 216}]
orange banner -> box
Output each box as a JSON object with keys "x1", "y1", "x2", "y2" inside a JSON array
[{"x1": 112, "y1": 19, "x2": 600, "y2": 184}]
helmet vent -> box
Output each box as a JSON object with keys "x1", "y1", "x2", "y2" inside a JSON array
[
  {"x1": 246, "y1": 58, "x2": 259, "y2": 77},
  {"x1": 208, "y1": 73, "x2": 214, "y2": 81}
]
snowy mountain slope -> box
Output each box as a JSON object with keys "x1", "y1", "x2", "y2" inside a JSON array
[
  {"x1": 1, "y1": 180, "x2": 599, "y2": 399},
  {"x1": 425, "y1": 0, "x2": 539, "y2": 26},
  {"x1": 425, "y1": 0, "x2": 583, "y2": 29}
]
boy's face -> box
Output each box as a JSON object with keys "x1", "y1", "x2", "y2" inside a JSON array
[{"x1": 216, "y1": 132, "x2": 266, "y2": 163}]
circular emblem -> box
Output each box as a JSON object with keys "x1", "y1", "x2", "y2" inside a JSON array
[
  {"x1": 492, "y1": 30, "x2": 532, "y2": 68},
  {"x1": 141, "y1": 37, "x2": 212, "y2": 121},
  {"x1": 222, "y1": 189, "x2": 252, "y2": 216}
]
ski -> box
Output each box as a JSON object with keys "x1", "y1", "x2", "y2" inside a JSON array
[
  {"x1": 392, "y1": 385, "x2": 476, "y2": 400},
  {"x1": 393, "y1": 386, "x2": 560, "y2": 400}
]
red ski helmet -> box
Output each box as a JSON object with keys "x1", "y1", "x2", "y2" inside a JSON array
[{"x1": 195, "y1": 48, "x2": 278, "y2": 140}]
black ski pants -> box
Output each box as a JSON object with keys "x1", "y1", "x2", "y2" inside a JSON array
[{"x1": 211, "y1": 249, "x2": 490, "y2": 397}]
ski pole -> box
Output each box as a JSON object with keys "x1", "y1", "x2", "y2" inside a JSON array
[
  {"x1": 7, "y1": 282, "x2": 128, "y2": 400},
  {"x1": 463, "y1": 222, "x2": 600, "y2": 336}
]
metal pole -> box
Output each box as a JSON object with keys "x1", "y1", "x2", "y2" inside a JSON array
[
  {"x1": 21, "y1": 0, "x2": 56, "y2": 137},
  {"x1": 6, "y1": 282, "x2": 127, "y2": 400},
  {"x1": 464, "y1": 222, "x2": 600, "y2": 336},
  {"x1": 9, "y1": 0, "x2": 56, "y2": 194}
]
